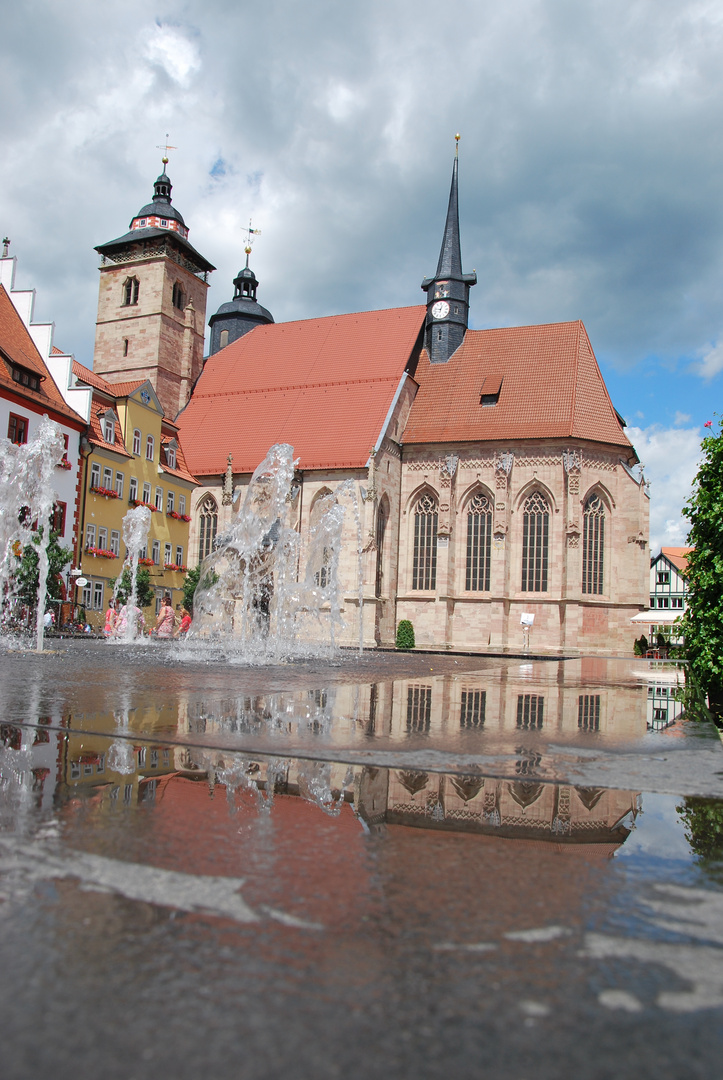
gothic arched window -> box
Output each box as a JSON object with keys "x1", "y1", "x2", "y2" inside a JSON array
[
  {"x1": 198, "y1": 495, "x2": 218, "y2": 562},
  {"x1": 375, "y1": 501, "x2": 387, "y2": 598},
  {"x1": 123, "y1": 277, "x2": 139, "y2": 306},
  {"x1": 521, "y1": 491, "x2": 549, "y2": 592},
  {"x1": 412, "y1": 492, "x2": 438, "y2": 590},
  {"x1": 465, "y1": 492, "x2": 492, "y2": 591},
  {"x1": 582, "y1": 493, "x2": 605, "y2": 595}
]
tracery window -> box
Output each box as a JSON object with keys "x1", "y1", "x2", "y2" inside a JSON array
[
  {"x1": 465, "y1": 492, "x2": 492, "y2": 591},
  {"x1": 198, "y1": 495, "x2": 218, "y2": 561},
  {"x1": 412, "y1": 492, "x2": 438, "y2": 590},
  {"x1": 582, "y1": 494, "x2": 605, "y2": 595},
  {"x1": 123, "y1": 278, "x2": 139, "y2": 306},
  {"x1": 521, "y1": 491, "x2": 549, "y2": 592},
  {"x1": 375, "y1": 501, "x2": 387, "y2": 598}
]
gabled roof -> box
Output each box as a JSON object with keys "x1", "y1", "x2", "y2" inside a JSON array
[
  {"x1": 0, "y1": 286, "x2": 85, "y2": 427},
  {"x1": 403, "y1": 320, "x2": 633, "y2": 453},
  {"x1": 87, "y1": 395, "x2": 131, "y2": 457},
  {"x1": 72, "y1": 361, "x2": 151, "y2": 403},
  {"x1": 659, "y1": 547, "x2": 693, "y2": 576},
  {"x1": 178, "y1": 305, "x2": 426, "y2": 475}
]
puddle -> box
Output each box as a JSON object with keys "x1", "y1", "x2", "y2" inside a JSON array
[{"x1": 1, "y1": 642, "x2": 722, "y2": 1078}]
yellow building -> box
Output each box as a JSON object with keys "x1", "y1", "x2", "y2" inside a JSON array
[{"x1": 73, "y1": 361, "x2": 197, "y2": 628}]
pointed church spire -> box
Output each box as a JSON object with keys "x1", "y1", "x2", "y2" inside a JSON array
[
  {"x1": 435, "y1": 135, "x2": 463, "y2": 280},
  {"x1": 421, "y1": 135, "x2": 476, "y2": 364}
]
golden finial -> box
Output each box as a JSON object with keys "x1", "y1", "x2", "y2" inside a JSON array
[
  {"x1": 156, "y1": 134, "x2": 177, "y2": 167},
  {"x1": 455, "y1": 133, "x2": 460, "y2": 157}
]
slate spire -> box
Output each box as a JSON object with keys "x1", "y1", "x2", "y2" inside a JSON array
[{"x1": 421, "y1": 136, "x2": 477, "y2": 364}]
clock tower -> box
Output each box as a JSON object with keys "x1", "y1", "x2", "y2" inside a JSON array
[{"x1": 421, "y1": 137, "x2": 477, "y2": 364}]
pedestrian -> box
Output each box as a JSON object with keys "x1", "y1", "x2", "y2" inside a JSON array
[
  {"x1": 155, "y1": 594, "x2": 175, "y2": 639},
  {"x1": 174, "y1": 607, "x2": 192, "y2": 637},
  {"x1": 104, "y1": 598, "x2": 118, "y2": 637}
]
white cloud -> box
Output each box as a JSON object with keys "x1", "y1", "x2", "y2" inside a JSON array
[
  {"x1": 144, "y1": 24, "x2": 201, "y2": 87},
  {"x1": 628, "y1": 423, "x2": 702, "y2": 552},
  {"x1": 693, "y1": 339, "x2": 723, "y2": 379},
  {"x1": 674, "y1": 410, "x2": 691, "y2": 425}
]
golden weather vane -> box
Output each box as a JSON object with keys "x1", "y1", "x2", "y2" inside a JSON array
[
  {"x1": 156, "y1": 134, "x2": 177, "y2": 167},
  {"x1": 242, "y1": 218, "x2": 261, "y2": 267}
]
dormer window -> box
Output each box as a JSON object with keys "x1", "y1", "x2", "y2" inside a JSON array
[
  {"x1": 480, "y1": 377, "x2": 503, "y2": 407},
  {"x1": 123, "y1": 277, "x2": 139, "y2": 306},
  {"x1": 166, "y1": 442, "x2": 177, "y2": 469},
  {"x1": 10, "y1": 366, "x2": 40, "y2": 391},
  {"x1": 101, "y1": 413, "x2": 115, "y2": 444}
]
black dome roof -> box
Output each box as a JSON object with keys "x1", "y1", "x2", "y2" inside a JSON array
[{"x1": 130, "y1": 171, "x2": 186, "y2": 228}]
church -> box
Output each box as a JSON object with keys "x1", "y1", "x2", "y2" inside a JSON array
[{"x1": 90, "y1": 146, "x2": 650, "y2": 653}]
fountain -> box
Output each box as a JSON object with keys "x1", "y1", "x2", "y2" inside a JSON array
[
  {"x1": 0, "y1": 417, "x2": 67, "y2": 651},
  {"x1": 189, "y1": 444, "x2": 360, "y2": 661},
  {"x1": 111, "y1": 505, "x2": 152, "y2": 643}
]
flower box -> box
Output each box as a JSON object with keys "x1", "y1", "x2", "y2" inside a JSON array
[
  {"x1": 57, "y1": 457, "x2": 73, "y2": 470},
  {"x1": 163, "y1": 563, "x2": 188, "y2": 573},
  {"x1": 86, "y1": 546, "x2": 118, "y2": 559},
  {"x1": 129, "y1": 499, "x2": 158, "y2": 512},
  {"x1": 91, "y1": 485, "x2": 119, "y2": 499},
  {"x1": 138, "y1": 557, "x2": 155, "y2": 566},
  {"x1": 167, "y1": 511, "x2": 192, "y2": 522}
]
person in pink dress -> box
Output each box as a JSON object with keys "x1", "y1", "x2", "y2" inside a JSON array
[
  {"x1": 155, "y1": 595, "x2": 176, "y2": 638},
  {"x1": 104, "y1": 599, "x2": 117, "y2": 637}
]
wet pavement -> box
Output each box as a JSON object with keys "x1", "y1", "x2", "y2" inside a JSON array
[{"x1": 1, "y1": 640, "x2": 723, "y2": 1079}]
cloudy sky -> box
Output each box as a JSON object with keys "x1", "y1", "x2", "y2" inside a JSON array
[{"x1": 3, "y1": 0, "x2": 722, "y2": 549}]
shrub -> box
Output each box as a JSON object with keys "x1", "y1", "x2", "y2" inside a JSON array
[{"x1": 396, "y1": 619, "x2": 415, "y2": 649}]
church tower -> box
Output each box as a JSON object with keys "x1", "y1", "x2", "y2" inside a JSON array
[
  {"x1": 208, "y1": 249, "x2": 274, "y2": 357},
  {"x1": 421, "y1": 137, "x2": 477, "y2": 363},
  {"x1": 93, "y1": 158, "x2": 215, "y2": 418}
]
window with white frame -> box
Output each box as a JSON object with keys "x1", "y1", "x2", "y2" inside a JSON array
[
  {"x1": 85, "y1": 523, "x2": 96, "y2": 549},
  {"x1": 146, "y1": 435, "x2": 154, "y2": 461},
  {"x1": 129, "y1": 477, "x2": 138, "y2": 502},
  {"x1": 164, "y1": 543, "x2": 172, "y2": 566},
  {"x1": 110, "y1": 530, "x2": 120, "y2": 557},
  {"x1": 176, "y1": 545, "x2": 183, "y2": 566},
  {"x1": 115, "y1": 472, "x2": 124, "y2": 499},
  {"x1": 155, "y1": 486, "x2": 163, "y2": 510},
  {"x1": 142, "y1": 482, "x2": 151, "y2": 503},
  {"x1": 166, "y1": 443, "x2": 177, "y2": 469},
  {"x1": 102, "y1": 416, "x2": 115, "y2": 443},
  {"x1": 90, "y1": 462, "x2": 101, "y2": 489},
  {"x1": 166, "y1": 490, "x2": 175, "y2": 513},
  {"x1": 133, "y1": 429, "x2": 141, "y2": 455},
  {"x1": 82, "y1": 582, "x2": 92, "y2": 608},
  {"x1": 178, "y1": 494, "x2": 186, "y2": 516},
  {"x1": 98, "y1": 527, "x2": 108, "y2": 550},
  {"x1": 152, "y1": 540, "x2": 160, "y2": 564},
  {"x1": 93, "y1": 582, "x2": 104, "y2": 610},
  {"x1": 103, "y1": 467, "x2": 113, "y2": 489}
]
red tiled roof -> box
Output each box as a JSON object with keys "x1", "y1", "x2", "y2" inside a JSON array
[
  {"x1": 660, "y1": 547, "x2": 693, "y2": 575},
  {"x1": 160, "y1": 434, "x2": 197, "y2": 486},
  {"x1": 72, "y1": 360, "x2": 145, "y2": 401},
  {"x1": 0, "y1": 286, "x2": 85, "y2": 427},
  {"x1": 404, "y1": 320, "x2": 633, "y2": 452},
  {"x1": 87, "y1": 393, "x2": 132, "y2": 457},
  {"x1": 178, "y1": 306, "x2": 425, "y2": 474}
]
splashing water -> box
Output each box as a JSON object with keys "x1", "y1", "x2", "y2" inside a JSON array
[
  {"x1": 0, "y1": 417, "x2": 66, "y2": 651},
  {"x1": 189, "y1": 444, "x2": 360, "y2": 662},
  {"x1": 111, "y1": 506, "x2": 152, "y2": 643}
]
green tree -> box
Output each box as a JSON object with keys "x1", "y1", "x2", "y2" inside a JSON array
[
  {"x1": 680, "y1": 417, "x2": 723, "y2": 716},
  {"x1": 110, "y1": 567, "x2": 155, "y2": 609},
  {"x1": 16, "y1": 528, "x2": 72, "y2": 613},
  {"x1": 396, "y1": 619, "x2": 415, "y2": 649},
  {"x1": 677, "y1": 797, "x2": 723, "y2": 860},
  {"x1": 182, "y1": 565, "x2": 219, "y2": 614}
]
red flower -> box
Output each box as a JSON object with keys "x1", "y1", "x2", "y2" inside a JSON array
[{"x1": 704, "y1": 421, "x2": 713, "y2": 428}]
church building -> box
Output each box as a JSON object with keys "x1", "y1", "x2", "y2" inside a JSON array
[{"x1": 175, "y1": 145, "x2": 649, "y2": 654}]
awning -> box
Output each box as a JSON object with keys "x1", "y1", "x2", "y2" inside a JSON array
[{"x1": 630, "y1": 610, "x2": 681, "y2": 624}]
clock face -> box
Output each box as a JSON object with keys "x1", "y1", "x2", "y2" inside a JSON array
[{"x1": 431, "y1": 300, "x2": 450, "y2": 319}]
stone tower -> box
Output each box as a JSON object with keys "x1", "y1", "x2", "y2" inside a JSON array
[
  {"x1": 93, "y1": 164, "x2": 215, "y2": 418},
  {"x1": 421, "y1": 138, "x2": 477, "y2": 363}
]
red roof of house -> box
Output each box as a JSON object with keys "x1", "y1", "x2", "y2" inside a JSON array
[
  {"x1": 87, "y1": 393, "x2": 132, "y2": 456},
  {"x1": 660, "y1": 547, "x2": 693, "y2": 575},
  {"x1": 0, "y1": 286, "x2": 85, "y2": 427},
  {"x1": 72, "y1": 360, "x2": 145, "y2": 400},
  {"x1": 404, "y1": 320, "x2": 633, "y2": 452},
  {"x1": 178, "y1": 306, "x2": 426, "y2": 475}
]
